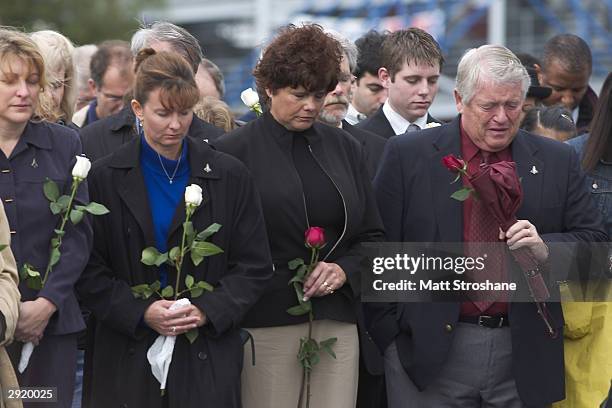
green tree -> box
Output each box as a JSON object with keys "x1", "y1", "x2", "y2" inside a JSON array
[{"x1": 0, "y1": 0, "x2": 164, "y2": 44}]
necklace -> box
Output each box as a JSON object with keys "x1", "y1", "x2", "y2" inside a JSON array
[{"x1": 157, "y1": 151, "x2": 182, "y2": 184}]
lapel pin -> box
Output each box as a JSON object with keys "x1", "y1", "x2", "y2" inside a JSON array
[
  {"x1": 530, "y1": 165, "x2": 538, "y2": 175},
  {"x1": 31, "y1": 158, "x2": 38, "y2": 168},
  {"x1": 204, "y1": 164, "x2": 212, "y2": 173}
]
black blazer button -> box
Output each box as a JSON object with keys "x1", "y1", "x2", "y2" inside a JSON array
[
  {"x1": 198, "y1": 351, "x2": 207, "y2": 360},
  {"x1": 120, "y1": 404, "x2": 128, "y2": 408},
  {"x1": 127, "y1": 348, "x2": 135, "y2": 355}
]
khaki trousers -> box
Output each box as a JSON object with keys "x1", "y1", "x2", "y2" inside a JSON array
[{"x1": 242, "y1": 320, "x2": 359, "y2": 408}]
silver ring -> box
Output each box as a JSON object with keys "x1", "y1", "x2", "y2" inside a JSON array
[{"x1": 171, "y1": 326, "x2": 176, "y2": 334}]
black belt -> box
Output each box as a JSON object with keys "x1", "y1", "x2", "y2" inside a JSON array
[{"x1": 458, "y1": 315, "x2": 509, "y2": 328}]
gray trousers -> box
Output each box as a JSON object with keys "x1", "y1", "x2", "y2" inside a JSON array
[{"x1": 385, "y1": 323, "x2": 543, "y2": 408}]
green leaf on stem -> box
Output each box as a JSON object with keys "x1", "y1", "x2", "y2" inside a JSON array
[
  {"x1": 43, "y1": 179, "x2": 60, "y2": 202},
  {"x1": 70, "y1": 209, "x2": 85, "y2": 225},
  {"x1": 287, "y1": 304, "x2": 310, "y2": 316},
  {"x1": 185, "y1": 274, "x2": 194, "y2": 289},
  {"x1": 50, "y1": 202, "x2": 63, "y2": 215},
  {"x1": 161, "y1": 285, "x2": 174, "y2": 299},
  {"x1": 49, "y1": 247, "x2": 61, "y2": 267},
  {"x1": 75, "y1": 203, "x2": 110, "y2": 216},
  {"x1": 53, "y1": 229, "x2": 65, "y2": 237},
  {"x1": 190, "y1": 242, "x2": 223, "y2": 266},
  {"x1": 450, "y1": 187, "x2": 473, "y2": 202},
  {"x1": 197, "y1": 281, "x2": 214, "y2": 292},
  {"x1": 20, "y1": 264, "x2": 42, "y2": 290},
  {"x1": 141, "y1": 247, "x2": 168, "y2": 267},
  {"x1": 190, "y1": 287, "x2": 203, "y2": 298},
  {"x1": 169, "y1": 247, "x2": 181, "y2": 263},
  {"x1": 191, "y1": 241, "x2": 224, "y2": 256},
  {"x1": 131, "y1": 284, "x2": 151, "y2": 299},
  {"x1": 195, "y1": 223, "x2": 222, "y2": 241},
  {"x1": 0, "y1": 244, "x2": 6, "y2": 251},
  {"x1": 191, "y1": 251, "x2": 203, "y2": 267},
  {"x1": 293, "y1": 282, "x2": 306, "y2": 303},
  {"x1": 319, "y1": 337, "x2": 337, "y2": 359},
  {"x1": 56, "y1": 195, "x2": 71, "y2": 212},
  {"x1": 185, "y1": 328, "x2": 199, "y2": 344},
  {"x1": 150, "y1": 280, "x2": 161, "y2": 292},
  {"x1": 288, "y1": 258, "x2": 304, "y2": 270}
]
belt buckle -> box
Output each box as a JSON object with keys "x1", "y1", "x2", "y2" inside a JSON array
[{"x1": 478, "y1": 315, "x2": 504, "y2": 328}]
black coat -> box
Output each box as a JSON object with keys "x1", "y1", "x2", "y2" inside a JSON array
[
  {"x1": 213, "y1": 112, "x2": 385, "y2": 328},
  {"x1": 576, "y1": 86, "x2": 598, "y2": 135},
  {"x1": 366, "y1": 116, "x2": 607, "y2": 406},
  {"x1": 357, "y1": 105, "x2": 439, "y2": 139},
  {"x1": 342, "y1": 120, "x2": 387, "y2": 180},
  {"x1": 77, "y1": 136, "x2": 273, "y2": 408},
  {"x1": 80, "y1": 106, "x2": 225, "y2": 162}
]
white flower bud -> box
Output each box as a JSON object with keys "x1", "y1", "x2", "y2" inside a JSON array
[
  {"x1": 240, "y1": 88, "x2": 260, "y2": 108},
  {"x1": 424, "y1": 122, "x2": 442, "y2": 129},
  {"x1": 72, "y1": 156, "x2": 91, "y2": 179},
  {"x1": 184, "y1": 184, "x2": 203, "y2": 207}
]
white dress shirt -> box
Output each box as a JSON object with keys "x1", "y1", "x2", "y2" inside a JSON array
[
  {"x1": 345, "y1": 104, "x2": 367, "y2": 125},
  {"x1": 382, "y1": 101, "x2": 429, "y2": 135}
]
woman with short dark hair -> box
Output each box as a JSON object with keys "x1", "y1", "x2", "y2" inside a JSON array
[
  {"x1": 214, "y1": 24, "x2": 384, "y2": 408},
  {"x1": 77, "y1": 49, "x2": 273, "y2": 408}
]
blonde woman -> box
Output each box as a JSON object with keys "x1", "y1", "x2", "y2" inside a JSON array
[{"x1": 30, "y1": 30, "x2": 77, "y2": 126}]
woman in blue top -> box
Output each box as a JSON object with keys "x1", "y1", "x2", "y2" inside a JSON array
[{"x1": 77, "y1": 49, "x2": 273, "y2": 408}]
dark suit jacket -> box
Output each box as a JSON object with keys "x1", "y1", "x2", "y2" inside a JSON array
[
  {"x1": 366, "y1": 116, "x2": 607, "y2": 406},
  {"x1": 357, "y1": 105, "x2": 439, "y2": 139},
  {"x1": 80, "y1": 106, "x2": 225, "y2": 162},
  {"x1": 576, "y1": 86, "x2": 598, "y2": 135},
  {"x1": 342, "y1": 120, "x2": 387, "y2": 179}
]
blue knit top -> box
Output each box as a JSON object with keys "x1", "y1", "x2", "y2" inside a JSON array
[{"x1": 140, "y1": 134, "x2": 190, "y2": 287}]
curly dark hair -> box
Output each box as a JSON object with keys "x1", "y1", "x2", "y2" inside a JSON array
[{"x1": 253, "y1": 24, "x2": 342, "y2": 104}]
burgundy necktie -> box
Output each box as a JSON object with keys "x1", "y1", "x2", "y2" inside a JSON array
[{"x1": 465, "y1": 152, "x2": 507, "y2": 311}]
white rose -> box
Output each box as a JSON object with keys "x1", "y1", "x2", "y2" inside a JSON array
[
  {"x1": 240, "y1": 88, "x2": 260, "y2": 108},
  {"x1": 424, "y1": 122, "x2": 442, "y2": 129},
  {"x1": 185, "y1": 184, "x2": 203, "y2": 207},
  {"x1": 72, "y1": 156, "x2": 91, "y2": 180}
]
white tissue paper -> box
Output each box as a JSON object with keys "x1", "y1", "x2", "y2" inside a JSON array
[
  {"x1": 147, "y1": 298, "x2": 191, "y2": 390},
  {"x1": 18, "y1": 341, "x2": 34, "y2": 373}
]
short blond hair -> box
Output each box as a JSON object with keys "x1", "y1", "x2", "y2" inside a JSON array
[
  {"x1": 0, "y1": 26, "x2": 47, "y2": 120},
  {"x1": 193, "y1": 96, "x2": 235, "y2": 132},
  {"x1": 30, "y1": 30, "x2": 76, "y2": 122}
]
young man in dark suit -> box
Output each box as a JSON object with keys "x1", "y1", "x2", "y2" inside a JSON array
[
  {"x1": 367, "y1": 44, "x2": 606, "y2": 407},
  {"x1": 358, "y1": 28, "x2": 443, "y2": 139}
]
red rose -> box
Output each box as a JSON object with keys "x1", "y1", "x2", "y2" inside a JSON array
[
  {"x1": 441, "y1": 155, "x2": 465, "y2": 172},
  {"x1": 305, "y1": 227, "x2": 325, "y2": 249}
]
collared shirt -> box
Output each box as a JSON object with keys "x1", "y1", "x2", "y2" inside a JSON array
[
  {"x1": 382, "y1": 101, "x2": 428, "y2": 135},
  {"x1": 460, "y1": 121, "x2": 512, "y2": 317},
  {"x1": 85, "y1": 99, "x2": 100, "y2": 126},
  {"x1": 572, "y1": 106, "x2": 579, "y2": 123},
  {"x1": 345, "y1": 104, "x2": 367, "y2": 125}
]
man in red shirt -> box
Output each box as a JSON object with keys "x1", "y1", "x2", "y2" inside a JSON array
[{"x1": 367, "y1": 44, "x2": 606, "y2": 407}]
